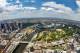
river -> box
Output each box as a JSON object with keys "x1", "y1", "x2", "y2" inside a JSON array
[{"x1": 12, "y1": 43, "x2": 28, "y2": 53}]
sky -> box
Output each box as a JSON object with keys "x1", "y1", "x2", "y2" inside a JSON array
[
  {"x1": 0, "y1": 0, "x2": 80, "y2": 21},
  {"x1": 6, "y1": 0, "x2": 78, "y2": 10}
]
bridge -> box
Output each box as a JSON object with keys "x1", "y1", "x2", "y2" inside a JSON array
[
  {"x1": 19, "y1": 41, "x2": 30, "y2": 43},
  {"x1": 5, "y1": 41, "x2": 29, "y2": 53}
]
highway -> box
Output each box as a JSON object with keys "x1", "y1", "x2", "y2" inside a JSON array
[{"x1": 2, "y1": 29, "x2": 20, "y2": 53}]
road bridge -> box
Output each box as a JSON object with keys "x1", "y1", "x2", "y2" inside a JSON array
[{"x1": 19, "y1": 41, "x2": 29, "y2": 43}]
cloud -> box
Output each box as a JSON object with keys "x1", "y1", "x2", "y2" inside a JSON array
[
  {"x1": 3, "y1": 6, "x2": 37, "y2": 11},
  {"x1": 0, "y1": 1, "x2": 80, "y2": 21},
  {"x1": 0, "y1": 9, "x2": 76, "y2": 21},
  {"x1": 41, "y1": 2, "x2": 73, "y2": 14},
  {"x1": 76, "y1": 0, "x2": 80, "y2": 7},
  {"x1": 0, "y1": 0, "x2": 8, "y2": 7}
]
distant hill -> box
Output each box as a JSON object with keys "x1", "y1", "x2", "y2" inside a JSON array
[{"x1": 0, "y1": 18, "x2": 80, "y2": 26}]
